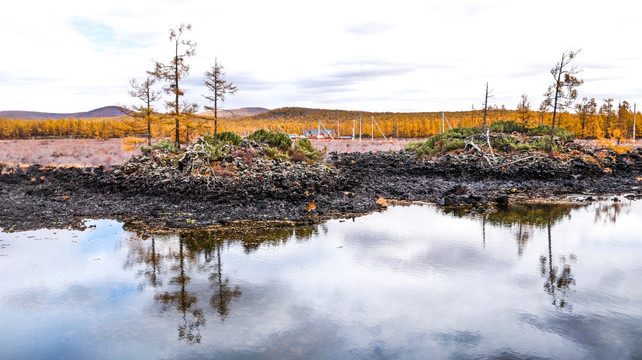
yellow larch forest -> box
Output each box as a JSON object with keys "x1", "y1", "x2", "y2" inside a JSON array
[{"x1": 1, "y1": 106, "x2": 640, "y2": 141}]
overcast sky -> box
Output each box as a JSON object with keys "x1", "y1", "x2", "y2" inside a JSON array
[{"x1": 2, "y1": 0, "x2": 641, "y2": 113}]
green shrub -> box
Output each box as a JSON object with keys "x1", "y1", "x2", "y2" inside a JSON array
[
  {"x1": 141, "y1": 139, "x2": 179, "y2": 154},
  {"x1": 204, "y1": 131, "x2": 242, "y2": 146},
  {"x1": 527, "y1": 124, "x2": 574, "y2": 142},
  {"x1": 527, "y1": 124, "x2": 551, "y2": 136},
  {"x1": 490, "y1": 120, "x2": 524, "y2": 134},
  {"x1": 247, "y1": 129, "x2": 292, "y2": 151},
  {"x1": 264, "y1": 146, "x2": 289, "y2": 160},
  {"x1": 190, "y1": 138, "x2": 231, "y2": 161},
  {"x1": 409, "y1": 127, "x2": 480, "y2": 156},
  {"x1": 491, "y1": 135, "x2": 521, "y2": 152},
  {"x1": 293, "y1": 138, "x2": 323, "y2": 161}
]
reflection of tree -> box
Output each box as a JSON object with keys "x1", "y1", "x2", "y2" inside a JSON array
[
  {"x1": 514, "y1": 221, "x2": 532, "y2": 257},
  {"x1": 124, "y1": 234, "x2": 164, "y2": 290},
  {"x1": 154, "y1": 238, "x2": 205, "y2": 344},
  {"x1": 594, "y1": 201, "x2": 630, "y2": 224},
  {"x1": 183, "y1": 224, "x2": 317, "y2": 254},
  {"x1": 443, "y1": 204, "x2": 575, "y2": 256},
  {"x1": 124, "y1": 223, "x2": 318, "y2": 340},
  {"x1": 209, "y1": 244, "x2": 241, "y2": 321},
  {"x1": 539, "y1": 218, "x2": 577, "y2": 310},
  {"x1": 181, "y1": 224, "x2": 317, "y2": 321}
]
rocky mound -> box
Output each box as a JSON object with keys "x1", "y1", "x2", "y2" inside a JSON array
[{"x1": 1, "y1": 138, "x2": 642, "y2": 231}]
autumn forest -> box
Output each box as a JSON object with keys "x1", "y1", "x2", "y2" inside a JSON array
[{"x1": 0, "y1": 102, "x2": 639, "y2": 142}]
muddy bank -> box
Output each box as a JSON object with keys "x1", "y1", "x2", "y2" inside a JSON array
[{"x1": 2, "y1": 146, "x2": 642, "y2": 231}]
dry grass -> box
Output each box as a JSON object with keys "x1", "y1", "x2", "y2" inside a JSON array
[{"x1": 0, "y1": 138, "x2": 138, "y2": 168}]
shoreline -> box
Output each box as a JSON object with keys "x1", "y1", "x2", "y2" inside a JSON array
[{"x1": 2, "y1": 146, "x2": 642, "y2": 232}]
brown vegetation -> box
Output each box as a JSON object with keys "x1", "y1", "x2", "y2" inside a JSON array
[{"x1": 0, "y1": 139, "x2": 137, "y2": 167}]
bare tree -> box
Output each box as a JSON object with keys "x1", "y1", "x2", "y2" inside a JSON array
[
  {"x1": 150, "y1": 24, "x2": 198, "y2": 148},
  {"x1": 203, "y1": 58, "x2": 237, "y2": 145},
  {"x1": 543, "y1": 50, "x2": 583, "y2": 154},
  {"x1": 482, "y1": 82, "x2": 493, "y2": 128}
]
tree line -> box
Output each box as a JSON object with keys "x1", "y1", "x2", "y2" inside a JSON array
[{"x1": 1, "y1": 104, "x2": 639, "y2": 141}]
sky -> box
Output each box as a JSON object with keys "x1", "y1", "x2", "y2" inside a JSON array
[{"x1": 1, "y1": 0, "x2": 641, "y2": 113}]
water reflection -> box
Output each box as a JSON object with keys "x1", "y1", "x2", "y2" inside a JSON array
[
  {"x1": 123, "y1": 224, "x2": 318, "y2": 343},
  {"x1": 2, "y1": 202, "x2": 641, "y2": 359},
  {"x1": 181, "y1": 232, "x2": 242, "y2": 321},
  {"x1": 539, "y1": 218, "x2": 577, "y2": 310},
  {"x1": 443, "y1": 203, "x2": 574, "y2": 256},
  {"x1": 443, "y1": 204, "x2": 579, "y2": 310},
  {"x1": 594, "y1": 200, "x2": 631, "y2": 224}
]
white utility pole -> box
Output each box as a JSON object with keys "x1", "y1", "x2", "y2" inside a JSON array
[
  {"x1": 352, "y1": 119, "x2": 356, "y2": 140},
  {"x1": 371, "y1": 116, "x2": 374, "y2": 140}
]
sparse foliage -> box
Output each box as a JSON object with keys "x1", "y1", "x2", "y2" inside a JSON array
[
  {"x1": 120, "y1": 76, "x2": 161, "y2": 146},
  {"x1": 149, "y1": 24, "x2": 198, "y2": 148},
  {"x1": 543, "y1": 49, "x2": 583, "y2": 154},
  {"x1": 575, "y1": 97, "x2": 597, "y2": 138},
  {"x1": 203, "y1": 59, "x2": 238, "y2": 145},
  {"x1": 516, "y1": 94, "x2": 532, "y2": 129}
]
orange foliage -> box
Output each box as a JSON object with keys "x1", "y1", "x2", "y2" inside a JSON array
[{"x1": 1, "y1": 106, "x2": 640, "y2": 141}]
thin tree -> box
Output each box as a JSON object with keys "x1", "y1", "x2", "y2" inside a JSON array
[
  {"x1": 482, "y1": 82, "x2": 492, "y2": 128},
  {"x1": 600, "y1": 98, "x2": 616, "y2": 139},
  {"x1": 122, "y1": 76, "x2": 161, "y2": 146},
  {"x1": 543, "y1": 50, "x2": 583, "y2": 154},
  {"x1": 516, "y1": 94, "x2": 532, "y2": 130},
  {"x1": 150, "y1": 24, "x2": 198, "y2": 148},
  {"x1": 575, "y1": 97, "x2": 597, "y2": 138},
  {"x1": 203, "y1": 58, "x2": 238, "y2": 145}
]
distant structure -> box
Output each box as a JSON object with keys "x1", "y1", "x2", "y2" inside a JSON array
[{"x1": 305, "y1": 129, "x2": 334, "y2": 139}]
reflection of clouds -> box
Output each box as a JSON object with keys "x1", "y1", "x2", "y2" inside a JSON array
[
  {"x1": 521, "y1": 312, "x2": 642, "y2": 359},
  {"x1": 2, "y1": 202, "x2": 642, "y2": 359}
]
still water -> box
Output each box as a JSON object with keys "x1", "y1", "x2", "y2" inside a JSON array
[{"x1": 1, "y1": 201, "x2": 641, "y2": 359}]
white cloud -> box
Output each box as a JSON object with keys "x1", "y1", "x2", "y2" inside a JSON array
[{"x1": 1, "y1": 0, "x2": 641, "y2": 113}]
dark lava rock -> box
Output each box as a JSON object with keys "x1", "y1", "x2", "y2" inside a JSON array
[{"x1": 2, "y1": 145, "x2": 642, "y2": 231}]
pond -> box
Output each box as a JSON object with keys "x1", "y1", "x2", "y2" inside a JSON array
[{"x1": 1, "y1": 200, "x2": 641, "y2": 359}]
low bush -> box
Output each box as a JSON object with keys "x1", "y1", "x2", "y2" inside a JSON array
[
  {"x1": 490, "y1": 120, "x2": 524, "y2": 134},
  {"x1": 141, "y1": 139, "x2": 179, "y2": 154},
  {"x1": 527, "y1": 124, "x2": 574, "y2": 141},
  {"x1": 406, "y1": 127, "x2": 479, "y2": 156},
  {"x1": 247, "y1": 129, "x2": 292, "y2": 151},
  {"x1": 293, "y1": 138, "x2": 323, "y2": 161},
  {"x1": 264, "y1": 146, "x2": 289, "y2": 160},
  {"x1": 203, "y1": 131, "x2": 242, "y2": 146}
]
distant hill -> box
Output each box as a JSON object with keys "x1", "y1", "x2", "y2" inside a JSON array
[
  {"x1": 0, "y1": 106, "x2": 125, "y2": 119},
  {"x1": 198, "y1": 107, "x2": 270, "y2": 118}
]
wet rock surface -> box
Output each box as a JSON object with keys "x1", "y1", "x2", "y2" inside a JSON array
[{"x1": 2, "y1": 146, "x2": 642, "y2": 231}]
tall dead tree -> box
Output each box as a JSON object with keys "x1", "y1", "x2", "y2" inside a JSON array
[
  {"x1": 203, "y1": 58, "x2": 237, "y2": 145},
  {"x1": 482, "y1": 82, "x2": 491, "y2": 128},
  {"x1": 543, "y1": 50, "x2": 583, "y2": 154},
  {"x1": 150, "y1": 24, "x2": 198, "y2": 148}
]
